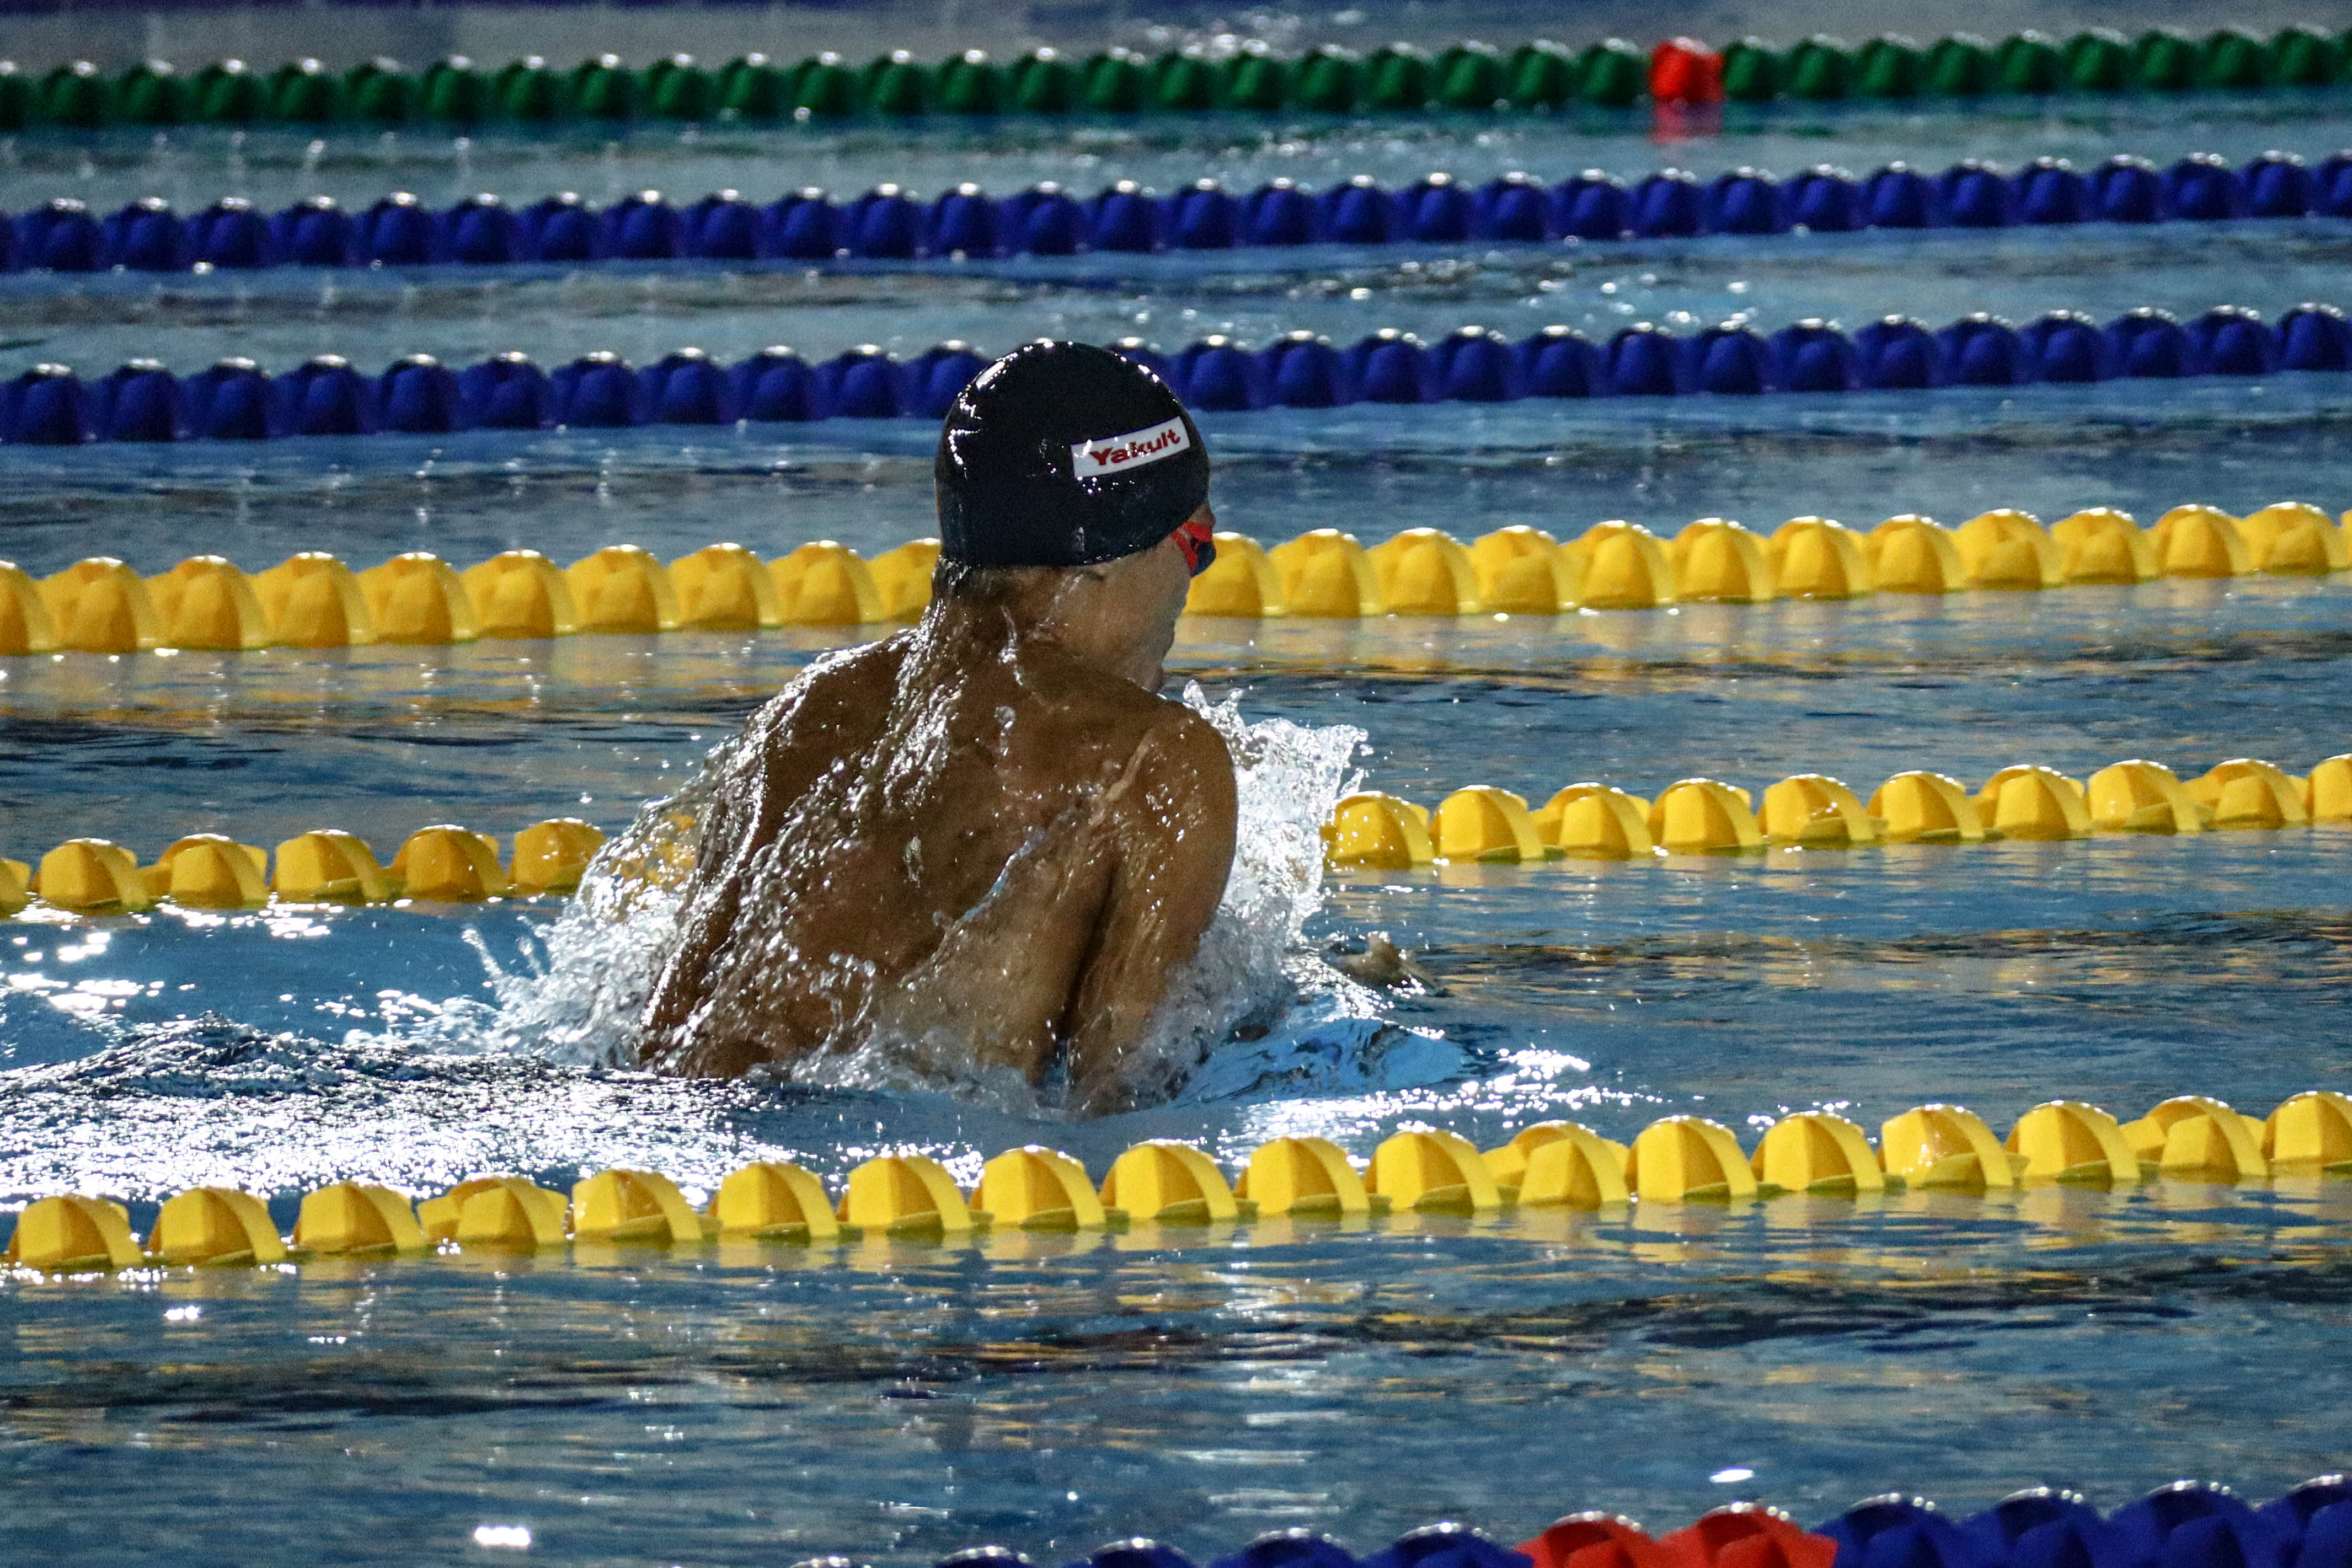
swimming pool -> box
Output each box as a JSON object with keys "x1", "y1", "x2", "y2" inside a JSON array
[{"x1": 3, "y1": 29, "x2": 2351, "y2": 1567}]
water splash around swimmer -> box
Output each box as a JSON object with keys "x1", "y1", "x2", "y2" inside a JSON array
[{"x1": 469, "y1": 683, "x2": 1378, "y2": 1115}]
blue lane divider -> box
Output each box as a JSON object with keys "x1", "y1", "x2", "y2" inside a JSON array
[
  {"x1": 790, "y1": 1476, "x2": 2352, "y2": 1568},
  {"x1": 5, "y1": 300, "x2": 2349, "y2": 443},
  {"x1": 7, "y1": 149, "x2": 2352, "y2": 275}
]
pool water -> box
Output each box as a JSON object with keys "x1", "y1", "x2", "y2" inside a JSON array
[{"x1": 4, "y1": 40, "x2": 2351, "y2": 1568}]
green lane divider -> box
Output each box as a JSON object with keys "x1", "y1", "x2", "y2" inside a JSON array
[{"x1": 0, "y1": 25, "x2": 2342, "y2": 130}]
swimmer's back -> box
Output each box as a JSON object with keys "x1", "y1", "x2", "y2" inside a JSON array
[{"x1": 642, "y1": 623, "x2": 1232, "y2": 1089}]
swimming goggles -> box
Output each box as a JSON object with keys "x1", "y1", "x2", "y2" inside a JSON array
[{"x1": 1174, "y1": 515, "x2": 1217, "y2": 577}]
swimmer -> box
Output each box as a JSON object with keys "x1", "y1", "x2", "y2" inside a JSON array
[{"x1": 641, "y1": 340, "x2": 1238, "y2": 1115}]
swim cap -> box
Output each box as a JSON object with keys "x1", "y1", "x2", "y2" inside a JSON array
[{"x1": 936, "y1": 340, "x2": 1211, "y2": 568}]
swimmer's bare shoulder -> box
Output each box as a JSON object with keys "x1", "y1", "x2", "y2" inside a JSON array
[{"x1": 1038, "y1": 656, "x2": 1238, "y2": 1115}]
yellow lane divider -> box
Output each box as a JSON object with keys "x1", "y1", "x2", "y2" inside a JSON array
[
  {"x1": 1327, "y1": 753, "x2": 2352, "y2": 864},
  {"x1": 0, "y1": 820, "x2": 607, "y2": 917},
  {"x1": 2, "y1": 751, "x2": 2344, "y2": 917},
  {"x1": 8, "y1": 1091, "x2": 2348, "y2": 1271},
  {"x1": 2, "y1": 502, "x2": 2345, "y2": 657}
]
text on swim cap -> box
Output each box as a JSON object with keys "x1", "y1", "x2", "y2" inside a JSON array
[{"x1": 1070, "y1": 416, "x2": 1191, "y2": 478}]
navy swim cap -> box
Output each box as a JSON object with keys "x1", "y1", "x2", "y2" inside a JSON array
[{"x1": 936, "y1": 341, "x2": 1211, "y2": 568}]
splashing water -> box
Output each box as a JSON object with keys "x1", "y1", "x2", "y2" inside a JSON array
[{"x1": 468, "y1": 683, "x2": 1375, "y2": 1111}]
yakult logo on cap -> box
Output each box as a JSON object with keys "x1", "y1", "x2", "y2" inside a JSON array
[{"x1": 1070, "y1": 416, "x2": 1191, "y2": 478}]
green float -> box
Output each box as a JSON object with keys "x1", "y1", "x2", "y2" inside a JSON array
[
  {"x1": 568, "y1": 55, "x2": 635, "y2": 120},
  {"x1": 1501, "y1": 41, "x2": 1575, "y2": 108},
  {"x1": 789, "y1": 56, "x2": 860, "y2": 118},
  {"x1": 1082, "y1": 50, "x2": 1148, "y2": 112},
  {"x1": 1783, "y1": 36, "x2": 1852, "y2": 100},
  {"x1": 1432, "y1": 43, "x2": 1500, "y2": 108},
  {"x1": 1720, "y1": 39, "x2": 1778, "y2": 101},
  {"x1": 2199, "y1": 29, "x2": 2269, "y2": 89},
  {"x1": 1222, "y1": 47, "x2": 1288, "y2": 110},
  {"x1": 421, "y1": 58, "x2": 485, "y2": 123},
  {"x1": 1925, "y1": 34, "x2": 1994, "y2": 95},
  {"x1": 2062, "y1": 30, "x2": 2130, "y2": 92},
  {"x1": 1576, "y1": 39, "x2": 1646, "y2": 106},
  {"x1": 266, "y1": 60, "x2": 341, "y2": 123},
  {"x1": 1364, "y1": 44, "x2": 1431, "y2": 110},
  {"x1": 2132, "y1": 30, "x2": 2200, "y2": 90},
  {"x1": 39, "y1": 62, "x2": 110, "y2": 127},
  {"x1": 113, "y1": 61, "x2": 188, "y2": 125},
  {"x1": 862, "y1": 52, "x2": 931, "y2": 115},
  {"x1": 1994, "y1": 31, "x2": 2062, "y2": 94},
  {"x1": 1291, "y1": 46, "x2": 1358, "y2": 111},
  {"x1": 1854, "y1": 36, "x2": 1922, "y2": 97},
  {"x1": 345, "y1": 60, "x2": 417, "y2": 124},
  {"x1": 493, "y1": 58, "x2": 562, "y2": 122},
  {"x1": 1011, "y1": 50, "x2": 1077, "y2": 113},
  {"x1": 935, "y1": 51, "x2": 1003, "y2": 114}
]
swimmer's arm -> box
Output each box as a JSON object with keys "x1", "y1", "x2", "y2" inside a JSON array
[{"x1": 1063, "y1": 712, "x2": 1238, "y2": 1116}]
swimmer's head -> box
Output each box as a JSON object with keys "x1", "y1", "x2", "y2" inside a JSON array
[{"x1": 935, "y1": 340, "x2": 1214, "y2": 576}]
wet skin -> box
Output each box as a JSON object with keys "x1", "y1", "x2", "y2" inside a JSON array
[{"x1": 640, "y1": 505, "x2": 1238, "y2": 1115}]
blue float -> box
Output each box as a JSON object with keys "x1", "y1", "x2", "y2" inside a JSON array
[
  {"x1": 1855, "y1": 316, "x2": 1939, "y2": 389},
  {"x1": 378, "y1": 354, "x2": 461, "y2": 434},
  {"x1": 1260, "y1": 331, "x2": 1350, "y2": 407},
  {"x1": 927, "y1": 184, "x2": 1000, "y2": 256},
  {"x1": 550, "y1": 351, "x2": 645, "y2": 427},
  {"x1": 2023, "y1": 311, "x2": 2111, "y2": 382},
  {"x1": 2017, "y1": 158, "x2": 2089, "y2": 224},
  {"x1": 685, "y1": 191, "x2": 761, "y2": 260},
  {"x1": 1474, "y1": 174, "x2": 1551, "y2": 242},
  {"x1": 1786, "y1": 166, "x2": 1863, "y2": 232},
  {"x1": 89, "y1": 360, "x2": 184, "y2": 442},
  {"x1": 360, "y1": 194, "x2": 435, "y2": 266},
  {"x1": 439, "y1": 195, "x2": 518, "y2": 265},
  {"x1": 2094, "y1": 157, "x2": 2164, "y2": 223},
  {"x1": 1629, "y1": 170, "x2": 1703, "y2": 237},
  {"x1": 602, "y1": 191, "x2": 683, "y2": 260},
  {"x1": 1177, "y1": 337, "x2": 1266, "y2": 410},
  {"x1": 1938, "y1": 314, "x2": 2026, "y2": 386},
  {"x1": 1963, "y1": 1487, "x2": 2126, "y2": 1568},
  {"x1": 1398, "y1": 175, "x2": 1474, "y2": 242},
  {"x1": 522, "y1": 194, "x2": 598, "y2": 263},
  {"x1": 1864, "y1": 164, "x2": 1937, "y2": 228},
  {"x1": 2188, "y1": 306, "x2": 2276, "y2": 374},
  {"x1": 2109, "y1": 1482, "x2": 2289, "y2": 1568},
  {"x1": 1210, "y1": 1532, "x2": 1360, "y2": 1568},
  {"x1": 1514, "y1": 325, "x2": 1600, "y2": 397},
  {"x1": 184, "y1": 358, "x2": 272, "y2": 440},
  {"x1": 2, "y1": 363, "x2": 88, "y2": 444},
  {"x1": 1166, "y1": 180, "x2": 1239, "y2": 249},
  {"x1": 1242, "y1": 180, "x2": 1316, "y2": 246},
  {"x1": 1605, "y1": 323, "x2": 1680, "y2": 395},
  {"x1": 1359, "y1": 1523, "x2": 1530, "y2": 1568},
  {"x1": 1939, "y1": 160, "x2": 2013, "y2": 227},
  {"x1": 763, "y1": 190, "x2": 840, "y2": 260},
  {"x1": 640, "y1": 348, "x2": 733, "y2": 424},
  {"x1": 730, "y1": 347, "x2": 826, "y2": 421},
  {"x1": 1818, "y1": 1495, "x2": 1991, "y2": 1568},
  {"x1": 104, "y1": 198, "x2": 185, "y2": 271},
  {"x1": 2163, "y1": 154, "x2": 2247, "y2": 222},
  {"x1": 1771, "y1": 320, "x2": 1859, "y2": 391},
  {"x1": 271, "y1": 196, "x2": 351, "y2": 267},
  {"x1": 1344, "y1": 329, "x2": 1431, "y2": 403},
  {"x1": 1686, "y1": 322, "x2": 1773, "y2": 393},
  {"x1": 272, "y1": 355, "x2": 378, "y2": 436},
  {"x1": 2105, "y1": 308, "x2": 2191, "y2": 377},
  {"x1": 1318, "y1": 176, "x2": 1396, "y2": 244},
  {"x1": 458, "y1": 351, "x2": 553, "y2": 430},
  {"x1": 1551, "y1": 172, "x2": 1628, "y2": 240},
  {"x1": 819, "y1": 345, "x2": 904, "y2": 415},
  {"x1": 1088, "y1": 181, "x2": 1162, "y2": 251}
]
